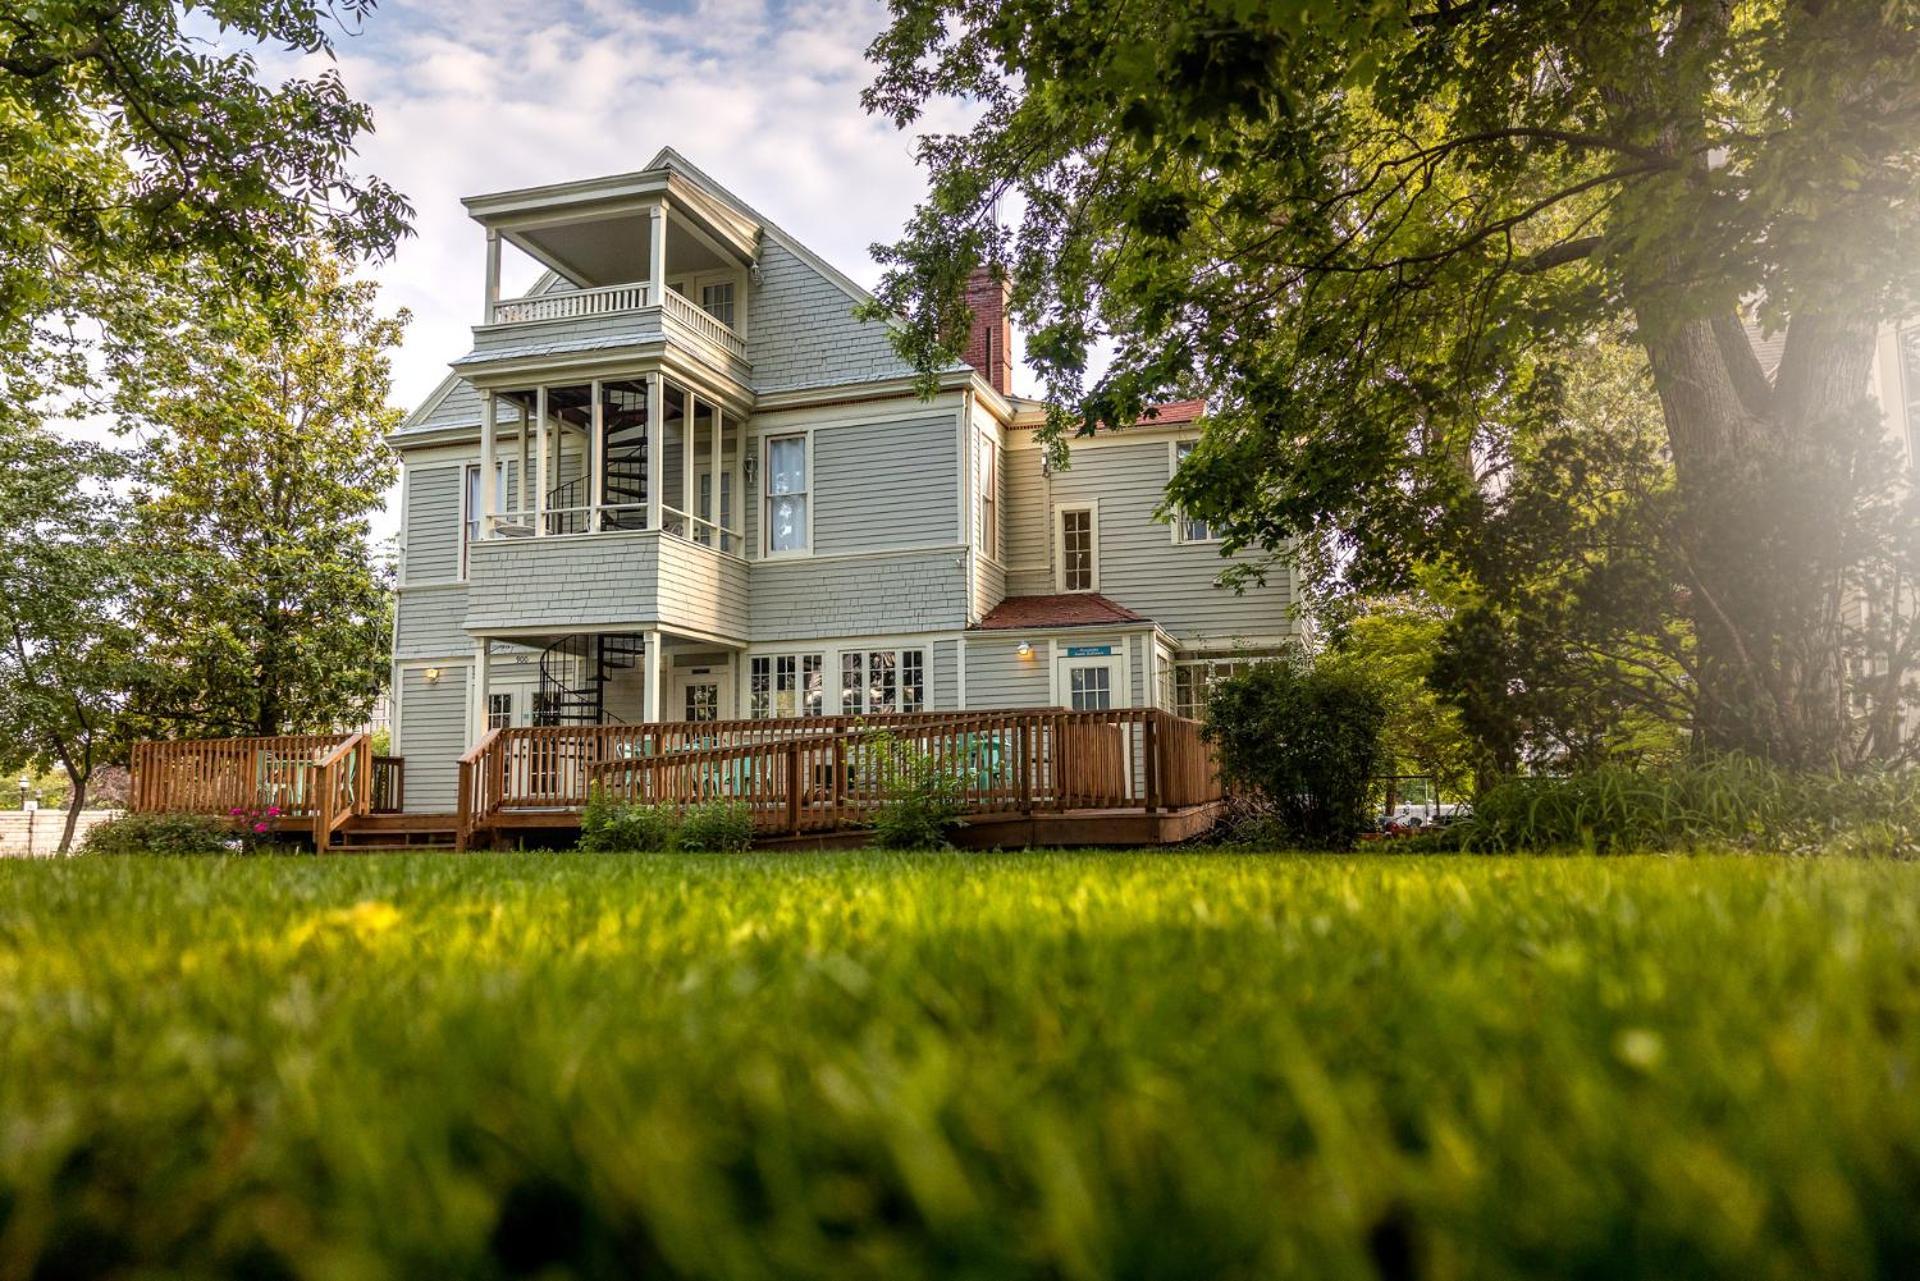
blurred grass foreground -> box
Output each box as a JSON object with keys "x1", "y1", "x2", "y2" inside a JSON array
[{"x1": 1, "y1": 851, "x2": 1916, "y2": 1279}]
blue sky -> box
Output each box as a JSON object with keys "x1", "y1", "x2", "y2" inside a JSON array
[{"x1": 290, "y1": 0, "x2": 997, "y2": 413}]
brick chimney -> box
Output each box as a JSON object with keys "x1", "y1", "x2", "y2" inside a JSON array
[{"x1": 962, "y1": 266, "x2": 1013, "y2": 396}]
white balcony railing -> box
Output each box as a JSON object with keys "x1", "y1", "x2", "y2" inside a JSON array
[
  {"x1": 659, "y1": 288, "x2": 746, "y2": 359},
  {"x1": 488, "y1": 280, "x2": 746, "y2": 361},
  {"x1": 492, "y1": 281, "x2": 651, "y2": 324}
]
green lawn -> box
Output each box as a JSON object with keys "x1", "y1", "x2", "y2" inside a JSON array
[{"x1": 1, "y1": 852, "x2": 1916, "y2": 1279}]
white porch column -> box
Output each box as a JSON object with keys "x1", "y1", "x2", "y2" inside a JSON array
[
  {"x1": 588, "y1": 379, "x2": 605, "y2": 532},
  {"x1": 516, "y1": 399, "x2": 529, "y2": 523},
  {"x1": 735, "y1": 419, "x2": 747, "y2": 557},
  {"x1": 533, "y1": 385, "x2": 549, "y2": 537},
  {"x1": 648, "y1": 203, "x2": 667, "y2": 304},
  {"x1": 710, "y1": 405, "x2": 724, "y2": 549},
  {"x1": 645, "y1": 372, "x2": 663, "y2": 532},
  {"x1": 681, "y1": 386, "x2": 695, "y2": 536},
  {"x1": 472, "y1": 637, "x2": 492, "y2": 742},
  {"x1": 478, "y1": 392, "x2": 498, "y2": 539},
  {"x1": 484, "y1": 229, "x2": 501, "y2": 324},
  {"x1": 643, "y1": 628, "x2": 664, "y2": 724}
]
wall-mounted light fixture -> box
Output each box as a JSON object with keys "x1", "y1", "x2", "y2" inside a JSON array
[
  {"x1": 423, "y1": 667, "x2": 443, "y2": 684},
  {"x1": 744, "y1": 450, "x2": 759, "y2": 486},
  {"x1": 1015, "y1": 641, "x2": 1033, "y2": 658}
]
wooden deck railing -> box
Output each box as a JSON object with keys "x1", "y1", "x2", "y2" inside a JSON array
[
  {"x1": 131, "y1": 733, "x2": 355, "y2": 818},
  {"x1": 455, "y1": 708, "x2": 1222, "y2": 849},
  {"x1": 372, "y1": 757, "x2": 405, "y2": 813},
  {"x1": 130, "y1": 732, "x2": 388, "y2": 848}
]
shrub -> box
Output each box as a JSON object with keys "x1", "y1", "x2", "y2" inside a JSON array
[
  {"x1": 81, "y1": 812, "x2": 235, "y2": 856},
  {"x1": 1454, "y1": 756, "x2": 1920, "y2": 855},
  {"x1": 676, "y1": 801, "x2": 754, "y2": 853},
  {"x1": 577, "y1": 794, "x2": 678, "y2": 852},
  {"x1": 867, "y1": 731, "x2": 966, "y2": 850},
  {"x1": 1204, "y1": 652, "x2": 1388, "y2": 850}
]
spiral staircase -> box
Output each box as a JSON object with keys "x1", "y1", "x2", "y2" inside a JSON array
[{"x1": 535, "y1": 634, "x2": 646, "y2": 726}]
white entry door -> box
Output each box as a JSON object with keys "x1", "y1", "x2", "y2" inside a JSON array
[{"x1": 670, "y1": 666, "x2": 734, "y2": 723}]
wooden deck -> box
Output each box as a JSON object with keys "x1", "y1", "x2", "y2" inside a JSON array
[{"x1": 130, "y1": 708, "x2": 1224, "y2": 851}]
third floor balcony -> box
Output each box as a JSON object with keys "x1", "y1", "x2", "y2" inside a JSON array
[{"x1": 455, "y1": 162, "x2": 760, "y2": 384}]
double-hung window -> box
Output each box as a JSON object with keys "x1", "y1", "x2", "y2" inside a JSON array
[
  {"x1": 700, "y1": 281, "x2": 735, "y2": 327},
  {"x1": 1058, "y1": 505, "x2": 1097, "y2": 592},
  {"x1": 461, "y1": 461, "x2": 504, "y2": 579},
  {"x1": 1172, "y1": 440, "x2": 1216, "y2": 543},
  {"x1": 765, "y1": 435, "x2": 808, "y2": 554},
  {"x1": 750, "y1": 653, "x2": 824, "y2": 719},
  {"x1": 840, "y1": 649, "x2": 925, "y2": 715},
  {"x1": 979, "y1": 436, "x2": 999, "y2": 561}
]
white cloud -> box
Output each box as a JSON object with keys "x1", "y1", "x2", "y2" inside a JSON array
[{"x1": 308, "y1": 0, "x2": 995, "y2": 417}]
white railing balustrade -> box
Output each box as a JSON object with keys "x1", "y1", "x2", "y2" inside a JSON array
[
  {"x1": 659, "y1": 288, "x2": 748, "y2": 359},
  {"x1": 490, "y1": 281, "x2": 652, "y2": 324}
]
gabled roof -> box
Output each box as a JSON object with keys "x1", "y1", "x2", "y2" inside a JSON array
[
  {"x1": 976, "y1": 593, "x2": 1148, "y2": 630},
  {"x1": 645, "y1": 146, "x2": 876, "y2": 314}
]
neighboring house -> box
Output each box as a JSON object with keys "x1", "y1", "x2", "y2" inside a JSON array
[{"x1": 387, "y1": 149, "x2": 1295, "y2": 813}]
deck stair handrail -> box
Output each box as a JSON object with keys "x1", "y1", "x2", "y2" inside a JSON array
[
  {"x1": 456, "y1": 708, "x2": 1223, "y2": 849},
  {"x1": 310, "y1": 733, "x2": 374, "y2": 847}
]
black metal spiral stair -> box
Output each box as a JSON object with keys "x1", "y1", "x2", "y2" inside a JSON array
[{"x1": 535, "y1": 634, "x2": 646, "y2": 726}]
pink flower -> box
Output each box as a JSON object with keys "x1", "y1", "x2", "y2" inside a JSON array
[
  {"x1": 230, "y1": 807, "x2": 246, "y2": 817},
  {"x1": 252, "y1": 822, "x2": 269, "y2": 834},
  {"x1": 265, "y1": 806, "x2": 282, "y2": 818}
]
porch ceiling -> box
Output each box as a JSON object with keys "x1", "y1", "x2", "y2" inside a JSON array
[{"x1": 511, "y1": 213, "x2": 731, "y2": 288}]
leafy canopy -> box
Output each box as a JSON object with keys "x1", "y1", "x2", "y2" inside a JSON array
[
  {"x1": 107, "y1": 251, "x2": 404, "y2": 738},
  {"x1": 0, "y1": 0, "x2": 410, "y2": 333}
]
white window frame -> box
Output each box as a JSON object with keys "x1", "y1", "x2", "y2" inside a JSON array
[
  {"x1": 978, "y1": 433, "x2": 1000, "y2": 563},
  {"x1": 840, "y1": 648, "x2": 927, "y2": 715},
  {"x1": 1169, "y1": 438, "x2": 1219, "y2": 544},
  {"x1": 461, "y1": 461, "x2": 505, "y2": 579},
  {"x1": 1172, "y1": 651, "x2": 1283, "y2": 719},
  {"x1": 699, "y1": 280, "x2": 736, "y2": 328},
  {"x1": 487, "y1": 692, "x2": 513, "y2": 730},
  {"x1": 1056, "y1": 503, "x2": 1099, "y2": 593},
  {"x1": 761, "y1": 431, "x2": 812, "y2": 557},
  {"x1": 749, "y1": 652, "x2": 825, "y2": 719}
]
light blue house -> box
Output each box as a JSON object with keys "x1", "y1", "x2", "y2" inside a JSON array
[{"x1": 387, "y1": 149, "x2": 1297, "y2": 813}]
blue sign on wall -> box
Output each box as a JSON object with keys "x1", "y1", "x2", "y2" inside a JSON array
[{"x1": 1064, "y1": 645, "x2": 1114, "y2": 657}]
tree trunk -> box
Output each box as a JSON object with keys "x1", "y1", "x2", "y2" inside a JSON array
[
  {"x1": 1637, "y1": 308, "x2": 1879, "y2": 767},
  {"x1": 58, "y1": 772, "x2": 88, "y2": 855}
]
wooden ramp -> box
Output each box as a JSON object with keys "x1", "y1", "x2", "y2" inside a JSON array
[{"x1": 130, "y1": 709, "x2": 1225, "y2": 851}]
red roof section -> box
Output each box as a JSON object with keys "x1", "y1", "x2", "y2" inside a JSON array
[
  {"x1": 975, "y1": 593, "x2": 1148, "y2": 631},
  {"x1": 1136, "y1": 398, "x2": 1206, "y2": 426},
  {"x1": 1009, "y1": 398, "x2": 1206, "y2": 431}
]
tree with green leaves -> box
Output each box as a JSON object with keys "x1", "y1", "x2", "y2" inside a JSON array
[
  {"x1": 1319, "y1": 591, "x2": 1477, "y2": 801},
  {"x1": 108, "y1": 252, "x2": 403, "y2": 739},
  {"x1": 0, "y1": 425, "x2": 143, "y2": 853},
  {"x1": 864, "y1": 0, "x2": 1920, "y2": 769},
  {"x1": 1, "y1": 0, "x2": 409, "y2": 335}
]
